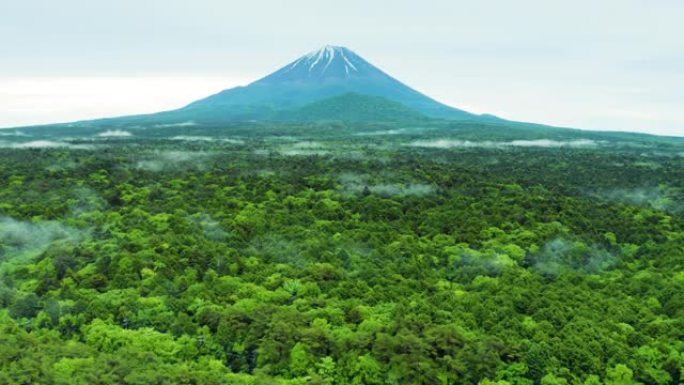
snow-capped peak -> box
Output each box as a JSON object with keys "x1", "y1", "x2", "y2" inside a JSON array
[
  {"x1": 253, "y1": 45, "x2": 383, "y2": 85},
  {"x1": 305, "y1": 45, "x2": 338, "y2": 60},
  {"x1": 286, "y1": 45, "x2": 361, "y2": 76}
]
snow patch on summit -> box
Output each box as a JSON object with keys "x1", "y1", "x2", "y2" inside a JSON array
[
  {"x1": 342, "y1": 54, "x2": 358, "y2": 72},
  {"x1": 299, "y1": 45, "x2": 360, "y2": 75}
]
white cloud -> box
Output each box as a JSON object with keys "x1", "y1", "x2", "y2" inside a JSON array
[
  {"x1": 135, "y1": 150, "x2": 214, "y2": 171},
  {"x1": 155, "y1": 121, "x2": 197, "y2": 128},
  {"x1": 278, "y1": 141, "x2": 330, "y2": 156},
  {"x1": 508, "y1": 139, "x2": 598, "y2": 147},
  {"x1": 408, "y1": 139, "x2": 600, "y2": 149},
  {"x1": 97, "y1": 129, "x2": 133, "y2": 137},
  {"x1": 354, "y1": 129, "x2": 405, "y2": 136},
  {"x1": 3, "y1": 140, "x2": 96, "y2": 150},
  {"x1": 169, "y1": 136, "x2": 245, "y2": 144},
  {"x1": 170, "y1": 135, "x2": 213, "y2": 141},
  {"x1": 0, "y1": 130, "x2": 27, "y2": 136},
  {"x1": 0, "y1": 216, "x2": 83, "y2": 263}
]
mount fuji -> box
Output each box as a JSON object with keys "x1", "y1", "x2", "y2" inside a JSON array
[
  {"x1": 24, "y1": 45, "x2": 499, "y2": 128},
  {"x1": 178, "y1": 45, "x2": 484, "y2": 122}
]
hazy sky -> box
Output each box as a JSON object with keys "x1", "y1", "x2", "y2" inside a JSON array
[{"x1": 1, "y1": 0, "x2": 682, "y2": 136}]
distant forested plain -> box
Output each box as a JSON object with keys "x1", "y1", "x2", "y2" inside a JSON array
[{"x1": 1, "y1": 122, "x2": 683, "y2": 385}]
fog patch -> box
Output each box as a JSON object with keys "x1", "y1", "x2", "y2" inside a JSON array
[
  {"x1": 531, "y1": 238, "x2": 616, "y2": 276},
  {"x1": 154, "y1": 121, "x2": 197, "y2": 128},
  {"x1": 135, "y1": 151, "x2": 214, "y2": 172},
  {"x1": 69, "y1": 188, "x2": 107, "y2": 217},
  {"x1": 256, "y1": 169, "x2": 276, "y2": 177},
  {"x1": 0, "y1": 130, "x2": 28, "y2": 137},
  {"x1": 264, "y1": 135, "x2": 298, "y2": 142},
  {"x1": 46, "y1": 160, "x2": 80, "y2": 173},
  {"x1": 275, "y1": 142, "x2": 374, "y2": 159},
  {"x1": 509, "y1": 139, "x2": 598, "y2": 147},
  {"x1": 0, "y1": 217, "x2": 83, "y2": 264},
  {"x1": 407, "y1": 139, "x2": 599, "y2": 149},
  {"x1": 592, "y1": 187, "x2": 682, "y2": 214},
  {"x1": 97, "y1": 130, "x2": 132, "y2": 138},
  {"x1": 354, "y1": 129, "x2": 405, "y2": 136},
  {"x1": 188, "y1": 213, "x2": 230, "y2": 241},
  {"x1": 368, "y1": 183, "x2": 435, "y2": 197},
  {"x1": 170, "y1": 135, "x2": 213, "y2": 142},
  {"x1": 220, "y1": 138, "x2": 245, "y2": 145},
  {"x1": 632, "y1": 161, "x2": 662, "y2": 170},
  {"x1": 170, "y1": 136, "x2": 245, "y2": 144},
  {"x1": 249, "y1": 234, "x2": 306, "y2": 268},
  {"x1": 336, "y1": 149, "x2": 369, "y2": 160},
  {"x1": 289, "y1": 141, "x2": 325, "y2": 149},
  {"x1": 278, "y1": 141, "x2": 330, "y2": 156},
  {"x1": 3, "y1": 140, "x2": 97, "y2": 150},
  {"x1": 408, "y1": 139, "x2": 489, "y2": 149},
  {"x1": 450, "y1": 246, "x2": 519, "y2": 278},
  {"x1": 338, "y1": 173, "x2": 435, "y2": 197},
  {"x1": 253, "y1": 149, "x2": 271, "y2": 156}
]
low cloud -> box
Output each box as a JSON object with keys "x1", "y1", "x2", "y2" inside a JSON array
[
  {"x1": 45, "y1": 160, "x2": 80, "y2": 172},
  {"x1": 289, "y1": 141, "x2": 325, "y2": 149},
  {"x1": 280, "y1": 148, "x2": 330, "y2": 156},
  {"x1": 509, "y1": 139, "x2": 598, "y2": 147},
  {"x1": 188, "y1": 213, "x2": 230, "y2": 241},
  {"x1": 170, "y1": 136, "x2": 245, "y2": 144},
  {"x1": 97, "y1": 130, "x2": 133, "y2": 138},
  {"x1": 135, "y1": 150, "x2": 214, "y2": 172},
  {"x1": 354, "y1": 129, "x2": 405, "y2": 136},
  {"x1": 249, "y1": 234, "x2": 306, "y2": 268},
  {"x1": 408, "y1": 139, "x2": 487, "y2": 149},
  {"x1": 338, "y1": 173, "x2": 435, "y2": 197},
  {"x1": 69, "y1": 187, "x2": 107, "y2": 217},
  {"x1": 170, "y1": 135, "x2": 213, "y2": 142},
  {"x1": 408, "y1": 139, "x2": 599, "y2": 149},
  {"x1": 2, "y1": 140, "x2": 96, "y2": 150},
  {"x1": 0, "y1": 130, "x2": 27, "y2": 137},
  {"x1": 0, "y1": 216, "x2": 83, "y2": 264},
  {"x1": 366, "y1": 183, "x2": 435, "y2": 197},
  {"x1": 253, "y1": 149, "x2": 271, "y2": 156},
  {"x1": 593, "y1": 186, "x2": 682, "y2": 214},
  {"x1": 531, "y1": 238, "x2": 616, "y2": 276},
  {"x1": 278, "y1": 141, "x2": 330, "y2": 156},
  {"x1": 451, "y1": 246, "x2": 519, "y2": 277},
  {"x1": 154, "y1": 121, "x2": 197, "y2": 128},
  {"x1": 275, "y1": 142, "x2": 370, "y2": 159}
]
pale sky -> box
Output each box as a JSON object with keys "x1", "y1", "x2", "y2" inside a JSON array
[{"x1": 1, "y1": 0, "x2": 682, "y2": 136}]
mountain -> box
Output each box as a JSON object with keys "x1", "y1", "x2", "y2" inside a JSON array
[
  {"x1": 179, "y1": 45, "x2": 481, "y2": 122},
  {"x1": 277, "y1": 93, "x2": 428, "y2": 122},
  {"x1": 7, "y1": 45, "x2": 683, "y2": 145},
  {"x1": 14, "y1": 45, "x2": 496, "y2": 129}
]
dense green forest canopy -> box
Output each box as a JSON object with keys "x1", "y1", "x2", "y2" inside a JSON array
[{"x1": 1, "y1": 125, "x2": 683, "y2": 384}]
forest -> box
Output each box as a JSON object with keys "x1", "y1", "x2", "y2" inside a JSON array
[{"x1": 0, "y1": 129, "x2": 683, "y2": 385}]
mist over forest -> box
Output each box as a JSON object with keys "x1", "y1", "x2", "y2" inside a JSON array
[{"x1": 1, "y1": 123, "x2": 683, "y2": 384}]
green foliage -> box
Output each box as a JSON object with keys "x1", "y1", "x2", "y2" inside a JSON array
[
  {"x1": 0, "y1": 135, "x2": 683, "y2": 384},
  {"x1": 605, "y1": 364, "x2": 639, "y2": 385}
]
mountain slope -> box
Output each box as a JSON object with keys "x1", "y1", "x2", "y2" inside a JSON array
[
  {"x1": 181, "y1": 45, "x2": 480, "y2": 121},
  {"x1": 5, "y1": 45, "x2": 514, "y2": 132},
  {"x1": 277, "y1": 92, "x2": 428, "y2": 122}
]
